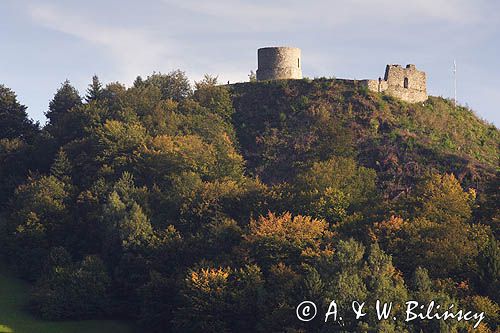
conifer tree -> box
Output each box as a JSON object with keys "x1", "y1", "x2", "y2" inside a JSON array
[
  {"x1": 85, "y1": 75, "x2": 104, "y2": 102},
  {"x1": 50, "y1": 149, "x2": 72, "y2": 181},
  {"x1": 0, "y1": 84, "x2": 38, "y2": 140},
  {"x1": 46, "y1": 80, "x2": 81, "y2": 126}
]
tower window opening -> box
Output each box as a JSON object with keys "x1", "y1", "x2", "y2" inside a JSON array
[
  {"x1": 298, "y1": 58, "x2": 300, "y2": 68},
  {"x1": 404, "y1": 77, "x2": 409, "y2": 89}
]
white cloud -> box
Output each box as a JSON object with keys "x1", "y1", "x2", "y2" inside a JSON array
[
  {"x1": 164, "y1": 0, "x2": 483, "y2": 31},
  {"x1": 6, "y1": 0, "x2": 497, "y2": 125},
  {"x1": 28, "y1": 3, "x2": 180, "y2": 82}
]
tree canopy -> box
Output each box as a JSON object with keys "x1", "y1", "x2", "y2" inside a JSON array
[{"x1": 0, "y1": 75, "x2": 498, "y2": 332}]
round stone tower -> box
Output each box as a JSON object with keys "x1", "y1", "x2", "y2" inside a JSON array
[{"x1": 256, "y1": 47, "x2": 302, "y2": 81}]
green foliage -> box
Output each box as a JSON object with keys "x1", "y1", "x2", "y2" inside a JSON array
[
  {"x1": 46, "y1": 80, "x2": 82, "y2": 141},
  {"x1": 466, "y1": 295, "x2": 500, "y2": 329},
  {"x1": 0, "y1": 84, "x2": 38, "y2": 141},
  {"x1": 374, "y1": 173, "x2": 488, "y2": 278},
  {"x1": 30, "y1": 255, "x2": 111, "y2": 319},
  {"x1": 293, "y1": 156, "x2": 377, "y2": 222},
  {"x1": 477, "y1": 237, "x2": 500, "y2": 302},
  {"x1": 174, "y1": 264, "x2": 265, "y2": 332},
  {"x1": 6, "y1": 175, "x2": 71, "y2": 279},
  {"x1": 411, "y1": 172, "x2": 475, "y2": 223},
  {"x1": 138, "y1": 271, "x2": 177, "y2": 332},
  {"x1": 0, "y1": 85, "x2": 39, "y2": 206},
  {"x1": 101, "y1": 173, "x2": 155, "y2": 256},
  {"x1": 0, "y1": 74, "x2": 498, "y2": 332},
  {"x1": 0, "y1": 261, "x2": 135, "y2": 333},
  {"x1": 143, "y1": 70, "x2": 192, "y2": 101},
  {"x1": 248, "y1": 71, "x2": 256, "y2": 82},
  {"x1": 0, "y1": 138, "x2": 35, "y2": 206},
  {"x1": 50, "y1": 148, "x2": 72, "y2": 181},
  {"x1": 86, "y1": 75, "x2": 104, "y2": 102},
  {"x1": 194, "y1": 75, "x2": 234, "y2": 121}
]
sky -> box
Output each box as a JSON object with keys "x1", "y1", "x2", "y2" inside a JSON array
[{"x1": 1, "y1": 0, "x2": 499, "y2": 126}]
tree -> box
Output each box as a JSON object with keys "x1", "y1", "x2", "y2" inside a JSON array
[
  {"x1": 0, "y1": 138, "x2": 35, "y2": 206},
  {"x1": 328, "y1": 239, "x2": 367, "y2": 323},
  {"x1": 30, "y1": 255, "x2": 111, "y2": 319},
  {"x1": 101, "y1": 173, "x2": 155, "y2": 261},
  {"x1": 412, "y1": 173, "x2": 475, "y2": 224},
  {"x1": 174, "y1": 264, "x2": 265, "y2": 332},
  {"x1": 194, "y1": 75, "x2": 234, "y2": 121},
  {"x1": 195, "y1": 74, "x2": 218, "y2": 88},
  {"x1": 139, "y1": 271, "x2": 178, "y2": 332},
  {"x1": 7, "y1": 175, "x2": 70, "y2": 279},
  {"x1": 364, "y1": 243, "x2": 408, "y2": 329},
  {"x1": 144, "y1": 70, "x2": 192, "y2": 101},
  {"x1": 46, "y1": 80, "x2": 82, "y2": 127},
  {"x1": 0, "y1": 84, "x2": 38, "y2": 140},
  {"x1": 477, "y1": 237, "x2": 500, "y2": 302},
  {"x1": 50, "y1": 148, "x2": 72, "y2": 181},
  {"x1": 374, "y1": 174, "x2": 484, "y2": 277},
  {"x1": 45, "y1": 80, "x2": 82, "y2": 144},
  {"x1": 248, "y1": 70, "x2": 256, "y2": 82},
  {"x1": 244, "y1": 212, "x2": 331, "y2": 269},
  {"x1": 174, "y1": 266, "x2": 232, "y2": 332},
  {"x1": 85, "y1": 75, "x2": 104, "y2": 102},
  {"x1": 292, "y1": 156, "x2": 377, "y2": 223},
  {"x1": 94, "y1": 120, "x2": 148, "y2": 177},
  {"x1": 466, "y1": 296, "x2": 500, "y2": 330},
  {"x1": 374, "y1": 215, "x2": 482, "y2": 278},
  {"x1": 101, "y1": 82, "x2": 127, "y2": 113}
]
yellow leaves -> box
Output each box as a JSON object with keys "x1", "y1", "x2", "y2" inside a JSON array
[
  {"x1": 417, "y1": 173, "x2": 474, "y2": 224},
  {"x1": 188, "y1": 267, "x2": 231, "y2": 294},
  {"x1": 372, "y1": 216, "x2": 406, "y2": 240},
  {"x1": 468, "y1": 323, "x2": 493, "y2": 333},
  {"x1": 15, "y1": 211, "x2": 45, "y2": 235},
  {"x1": 100, "y1": 120, "x2": 147, "y2": 145},
  {"x1": 468, "y1": 187, "x2": 477, "y2": 202},
  {"x1": 96, "y1": 120, "x2": 148, "y2": 171},
  {"x1": 0, "y1": 138, "x2": 26, "y2": 153},
  {"x1": 247, "y1": 212, "x2": 329, "y2": 246},
  {"x1": 217, "y1": 132, "x2": 244, "y2": 167},
  {"x1": 150, "y1": 134, "x2": 216, "y2": 172},
  {"x1": 144, "y1": 134, "x2": 218, "y2": 178},
  {"x1": 467, "y1": 296, "x2": 500, "y2": 328},
  {"x1": 243, "y1": 212, "x2": 333, "y2": 268}
]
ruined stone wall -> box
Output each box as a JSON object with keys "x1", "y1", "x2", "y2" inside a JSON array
[
  {"x1": 364, "y1": 64, "x2": 427, "y2": 103},
  {"x1": 256, "y1": 47, "x2": 302, "y2": 81},
  {"x1": 361, "y1": 79, "x2": 388, "y2": 93}
]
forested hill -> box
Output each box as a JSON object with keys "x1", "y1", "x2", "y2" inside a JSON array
[
  {"x1": 0, "y1": 73, "x2": 499, "y2": 332},
  {"x1": 230, "y1": 79, "x2": 498, "y2": 196}
]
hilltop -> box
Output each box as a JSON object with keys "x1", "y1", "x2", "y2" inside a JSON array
[{"x1": 230, "y1": 78, "x2": 498, "y2": 197}]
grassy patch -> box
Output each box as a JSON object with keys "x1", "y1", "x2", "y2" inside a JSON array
[{"x1": 0, "y1": 262, "x2": 137, "y2": 333}]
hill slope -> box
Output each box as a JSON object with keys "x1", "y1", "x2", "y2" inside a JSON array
[{"x1": 1, "y1": 74, "x2": 499, "y2": 332}]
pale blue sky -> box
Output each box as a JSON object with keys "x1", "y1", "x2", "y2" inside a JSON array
[{"x1": 1, "y1": 0, "x2": 499, "y2": 126}]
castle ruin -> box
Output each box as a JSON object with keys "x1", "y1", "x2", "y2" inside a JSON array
[
  {"x1": 361, "y1": 64, "x2": 428, "y2": 103},
  {"x1": 255, "y1": 47, "x2": 428, "y2": 104},
  {"x1": 256, "y1": 47, "x2": 302, "y2": 81}
]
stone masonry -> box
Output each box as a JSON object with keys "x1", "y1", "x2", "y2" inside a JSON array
[
  {"x1": 361, "y1": 64, "x2": 428, "y2": 103},
  {"x1": 254, "y1": 47, "x2": 427, "y2": 103},
  {"x1": 256, "y1": 47, "x2": 302, "y2": 81}
]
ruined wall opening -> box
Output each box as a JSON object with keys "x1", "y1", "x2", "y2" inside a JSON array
[{"x1": 404, "y1": 77, "x2": 409, "y2": 89}]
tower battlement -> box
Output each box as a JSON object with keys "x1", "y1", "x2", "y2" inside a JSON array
[{"x1": 362, "y1": 64, "x2": 427, "y2": 103}]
